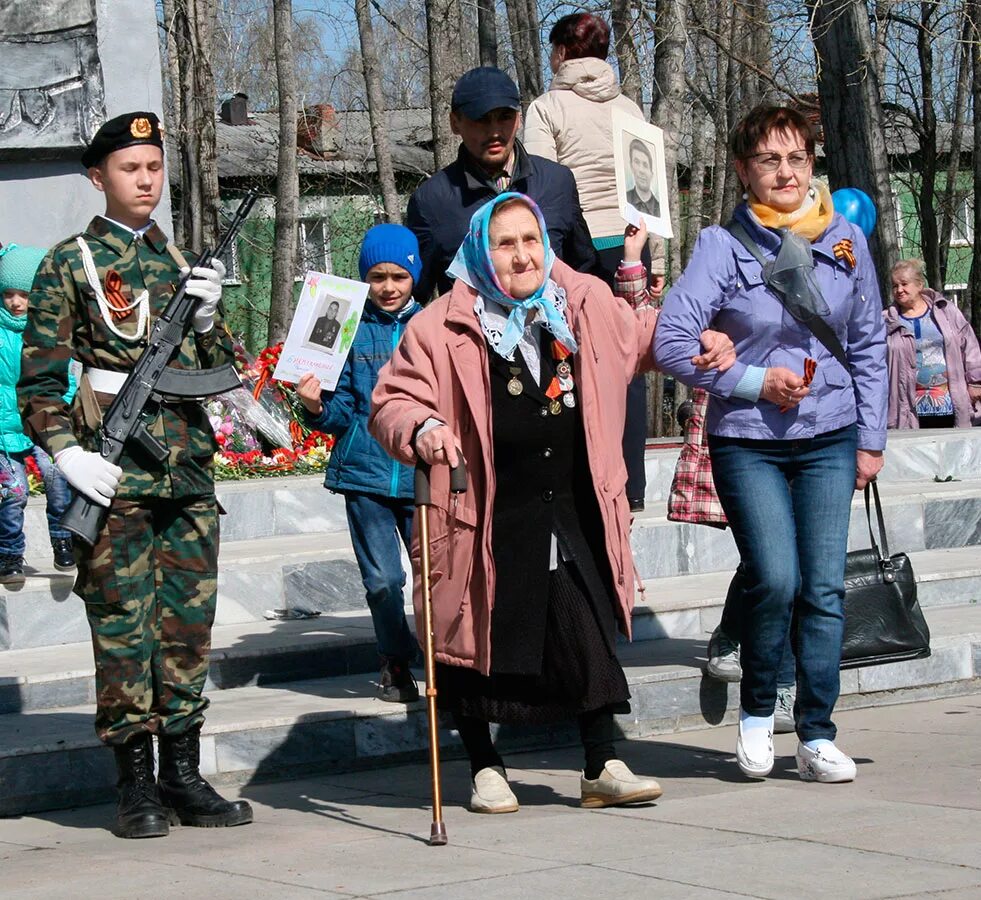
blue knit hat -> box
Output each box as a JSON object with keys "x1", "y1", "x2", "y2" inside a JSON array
[
  {"x1": 0, "y1": 244, "x2": 48, "y2": 294},
  {"x1": 358, "y1": 224, "x2": 422, "y2": 285}
]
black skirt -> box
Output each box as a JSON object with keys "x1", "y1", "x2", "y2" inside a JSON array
[{"x1": 436, "y1": 559, "x2": 631, "y2": 725}]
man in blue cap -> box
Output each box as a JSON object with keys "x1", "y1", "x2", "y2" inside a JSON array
[{"x1": 406, "y1": 67, "x2": 599, "y2": 302}]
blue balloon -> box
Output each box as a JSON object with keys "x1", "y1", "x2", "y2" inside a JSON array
[{"x1": 831, "y1": 188, "x2": 877, "y2": 238}]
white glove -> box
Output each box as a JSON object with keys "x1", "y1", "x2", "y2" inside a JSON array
[
  {"x1": 183, "y1": 256, "x2": 225, "y2": 334},
  {"x1": 55, "y1": 446, "x2": 122, "y2": 508}
]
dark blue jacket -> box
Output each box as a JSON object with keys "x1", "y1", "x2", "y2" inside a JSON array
[
  {"x1": 305, "y1": 299, "x2": 420, "y2": 498},
  {"x1": 405, "y1": 140, "x2": 600, "y2": 302}
]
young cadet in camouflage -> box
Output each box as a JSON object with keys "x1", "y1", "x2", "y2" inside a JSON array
[{"x1": 18, "y1": 111, "x2": 252, "y2": 839}]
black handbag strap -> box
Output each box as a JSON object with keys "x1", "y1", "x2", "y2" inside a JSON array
[
  {"x1": 863, "y1": 480, "x2": 890, "y2": 560},
  {"x1": 725, "y1": 220, "x2": 850, "y2": 371}
]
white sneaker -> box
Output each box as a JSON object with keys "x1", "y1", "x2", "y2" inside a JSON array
[
  {"x1": 736, "y1": 715, "x2": 773, "y2": 778},
  {"x1": 773, "y1": 686, "x2": 796, "y2": 734},
  {"x1": 796, "y1": 741, "x2": 857, "y2": 783},
  {"x1": 470, "y1": 766, "x2": 519, "y2": 813},
  {"x1": 580, "y1": 759, "x2": 663, "y2": 808}
]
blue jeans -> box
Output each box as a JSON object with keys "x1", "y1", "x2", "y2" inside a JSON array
[
  {"x1": 0, "y1": 447, "x2": 73, "y2": 557},
  {"x1": 344, "y1": 491, "x2": 418, "y2": 661},
  {"x1": 718, "y1": 564, "x2": 796, "y2": 688},
  {"x1": 708, "y1": 425, "x2": 857, "y2": 741}
]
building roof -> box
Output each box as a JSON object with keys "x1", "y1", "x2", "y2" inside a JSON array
[{"x1": 168, "y1": 108, "x2": 434, "y2": 184}]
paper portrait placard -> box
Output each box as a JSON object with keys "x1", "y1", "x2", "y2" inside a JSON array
[
  {"x1": 612, "y1": 109, "x2": 673, "y2": 239},
  {"x1": 272, "y1": 270, "x2": 369, "y2": 391}
]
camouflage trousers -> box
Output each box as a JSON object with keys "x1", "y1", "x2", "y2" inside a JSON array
[{"x1": 76, "y1": 495, "x2": 219, "y2": 745}]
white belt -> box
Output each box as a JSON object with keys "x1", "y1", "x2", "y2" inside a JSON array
[{"x1": 84, "y1": 367, "x2": 128, "y2": 395}]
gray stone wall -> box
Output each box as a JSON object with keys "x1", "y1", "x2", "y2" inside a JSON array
[{"x1": 0, "y1": 0, "x2": 172, "y2": 248}]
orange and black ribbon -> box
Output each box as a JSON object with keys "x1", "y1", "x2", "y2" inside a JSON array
[
  {"x1": 103, "y1": 269, "x2": 133, "y2": 320},
  {"x1": 833, "y1": 239, "x2": 856, "y2": 270}
]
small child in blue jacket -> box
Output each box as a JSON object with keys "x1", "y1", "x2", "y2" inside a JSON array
[{"x1": 297, "y1": 225, "x2": 422, "y2": 702}]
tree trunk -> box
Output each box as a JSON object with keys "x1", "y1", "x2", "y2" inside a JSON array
[
  {"x1": 160, "y1": 0, "x2": 220, "y2": 250},
  {"x1": 355, "y1": 0, "x2": 402, "y2": 223},
  {"x1": 476, "y1": 0, "x2": 498, "y2": 67},
  {"x1": 650, "y1": 0, "x2": 688, "y2": 430},
  {"x1": 268, "y1": 0, "x2": 300, "y2": 345},
  {"x1": 939, "y1": 7, "x2": 972, "y2": 285},
  {"x1": 809, "y1": 0, "x2": 899, "y2": 297},
  {"x1": 425, "y1": 0, "x2": 461, "y2": 169},
  {"x1": 612, "y1": 0, "x2": 643, "y2": 108},
  {"x1": 504, "y1": 0, "x2": 543, "y2": 105},
  {"x1": 685, "y1": 100, "x2": 708, "y2": 263},
  {"x1": 710, "y1": 0, "x2": 733, "y2": 225},
  {"x1": 915, "y1": 0, "x2": 940, "y2": 289},
  {"x1": 968, "y1": 0, "x2": 981, "y2": 331}
]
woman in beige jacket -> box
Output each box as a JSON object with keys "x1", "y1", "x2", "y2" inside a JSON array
[{"x1": 524, "y1": 12, "x2": 662, "y2": 511}]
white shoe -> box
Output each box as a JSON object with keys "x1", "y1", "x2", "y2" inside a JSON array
[
  {"x1": 796, "y1": 741, "x2": 857, "y2": 783},
  {"x1": 736, "y1": 715, "x2": 773, "y2": 778},
  {"x1": 470, "y1": 766, "x2": 518, "y2": 813},
  {"x1": 580, "y1": 759, "x2": 663, "y2": 808}
]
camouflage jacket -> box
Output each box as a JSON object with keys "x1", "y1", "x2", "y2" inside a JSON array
[{"x1": 19, "y1": 216, "x2": 234, "y2": 500}]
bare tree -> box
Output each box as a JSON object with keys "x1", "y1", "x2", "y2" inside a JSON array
[
  {"x1": 612, "y1": 0, "x2": 644, "y2": 107},
  {"x1": 809, "y1": 0, "x2": 899, "y2": 293},
  {"x1": 159, "y1": 0, "x2": 221, "y2": 250},
  {"x1": 268, "y1": 0, "x2": 300, "y2": 344},
  {"x1": 505, "y1": 0, "x2": 543, "y2": 104},
  {"x1": 425, "y1": 0, "x2": 462, "y2": 169},
  {"x1": 355, "y1": 0, "x2": 402, "y2": 222},
  {"x1": 476, "y1": 0, "x2": 498, "y2": 67}
]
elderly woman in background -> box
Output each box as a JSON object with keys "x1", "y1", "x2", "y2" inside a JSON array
[
  {"x1": 524, "y1": 12, "x2": 664, "y2": 512},
  {"x1": 370, "y1": 192, "x2": 733, "y2": 814},
  {"x1": 655, "y1": 106, "x2": 888, "y2": 784},
  {"x1": 885, "y1": 258, "x2": 981, "y2": 429}
]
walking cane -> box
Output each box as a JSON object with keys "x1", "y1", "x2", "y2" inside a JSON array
[{"x1": 415, "y1": 457, "x2": 467, "y2": 847}]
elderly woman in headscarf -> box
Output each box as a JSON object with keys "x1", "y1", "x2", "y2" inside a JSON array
[
  {"x1": 655, "y1": 105, "x2": 888, "y2": 785},
  {"x1": 370, "y1": 192, "x2": 734, "y2": 814}
]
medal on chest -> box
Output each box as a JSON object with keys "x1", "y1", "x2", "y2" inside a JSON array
[
  {"x1": 506, "y1": 366, "x2": 523, "y2": 396},
  {"x1": 544, "y1": 339, "x2": 575, "y2": 414}
]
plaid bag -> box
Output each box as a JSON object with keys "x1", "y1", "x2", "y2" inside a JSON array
[{"x1": 667, "y1": 388, "x2": 728, "y2": 529}]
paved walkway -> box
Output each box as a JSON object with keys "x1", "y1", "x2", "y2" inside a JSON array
[{"x1": 2, "y1": 695, "x2": 980, "y2": 899}]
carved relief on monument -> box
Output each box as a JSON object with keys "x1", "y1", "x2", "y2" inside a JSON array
[{"x1": 0, "y1": 0, "x2": 106, "y2": 158}]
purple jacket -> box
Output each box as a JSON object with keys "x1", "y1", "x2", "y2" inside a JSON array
[
  {"x1": 884, "y1": 290, "x2": 981, "y2": 429},
  {"x1": 654, "y1": 205, "x2": 888, "y2": 450}
]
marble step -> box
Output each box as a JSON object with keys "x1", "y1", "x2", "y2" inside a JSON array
[
  {"x1": 6, "y1": 474, "x2": 981, "y2": 652},
  {"x1": 17, "y1": 426, "x2": 981, "y2": 556},
  {"x1": 3, "y1": 546, "x2": 978, "y2": 715},
  {"x1": 1, "y1": 603, "x2": 978, "y2": 817}
]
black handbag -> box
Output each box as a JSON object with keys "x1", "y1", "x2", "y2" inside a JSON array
[{"x1": 840, "y1": 481, "x2": 931, "y2": 669}]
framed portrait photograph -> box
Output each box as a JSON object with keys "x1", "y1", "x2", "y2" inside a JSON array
[{"x1": 611, "y1": 110, "x2": 673, "y2": 238}]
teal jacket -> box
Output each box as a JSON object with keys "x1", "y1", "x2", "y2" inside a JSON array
[{"x1": 0, "y1": 306, "x2": 76, "y2": 456}]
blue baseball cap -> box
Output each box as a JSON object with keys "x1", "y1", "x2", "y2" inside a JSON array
[{"x1": 451, "y1": 67, "x2": 521, "y2": 121}]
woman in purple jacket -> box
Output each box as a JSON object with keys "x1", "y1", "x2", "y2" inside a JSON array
[
  {"x1": 885, "y1": 258, "x2": 981, "y2": 429},
  {"x1": 655, "y1": 106, "x2": 888, "y2": 785}
]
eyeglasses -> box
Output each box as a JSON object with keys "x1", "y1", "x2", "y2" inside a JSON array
[{"x1": 744, "y1": 150, "x2": 812, "y2": 173}]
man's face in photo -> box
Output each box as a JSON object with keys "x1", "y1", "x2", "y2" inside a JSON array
[
  {"x1": 326, "y1": 301, "x2": 340, "y2": 321},
  {"x1": 630, "y1": 145, "x2": 653, "y2": 195}
]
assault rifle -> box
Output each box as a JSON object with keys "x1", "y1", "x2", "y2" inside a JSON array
[{"x1": 60, "y1": 189, "x2": 260, "y2": 545}]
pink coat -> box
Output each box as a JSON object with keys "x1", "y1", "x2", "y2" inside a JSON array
[
  {"x1": 369, "y1": 259, "x2": 658, "y2": 675},
  {"x1": 884, "y1": 290, "x2": 981, "y2": 429}
]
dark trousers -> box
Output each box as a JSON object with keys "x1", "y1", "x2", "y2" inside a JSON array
[{"x1": 344, "y1": 491, "x2": 418, "y2": 661}]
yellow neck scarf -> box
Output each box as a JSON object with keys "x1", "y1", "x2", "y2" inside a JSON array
[{"x1": 748, "y1": 180, "x2": 834, "y2": 242}]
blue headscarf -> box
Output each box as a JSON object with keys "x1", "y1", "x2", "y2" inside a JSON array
[{"x1": 447, "y1": 192, "x2": 578, "y2": 361}]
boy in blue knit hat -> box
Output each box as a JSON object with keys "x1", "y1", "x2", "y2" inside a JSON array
[
  {"x1": 297, "y1": 224, "x2": 423, "y2": 701},
  {"x1": 0, "y1": 245, "x2": 76, "y2": 583}
]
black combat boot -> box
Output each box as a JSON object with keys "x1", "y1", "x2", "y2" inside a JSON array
[
  {"x1": 51, "y1": 537, "x2": 75, "y2": 571},
  {"x1": 377, "y1": 656, "x2": 420, "y2": 703},
  {"x1": 111, "y1": 733, "x2": 170, "y2": 839},
  {"x1": 157, "y1": 724, "x2": 253, "y2": 827}
]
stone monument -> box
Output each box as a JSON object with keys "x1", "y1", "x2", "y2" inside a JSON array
[{"x1": 0, "y1": 0, "x2": 172, "y2": 247}]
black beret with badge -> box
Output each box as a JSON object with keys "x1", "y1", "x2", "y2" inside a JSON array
[{"x1": 80, "y1": 111, "x2": 165, "y2": 168}]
